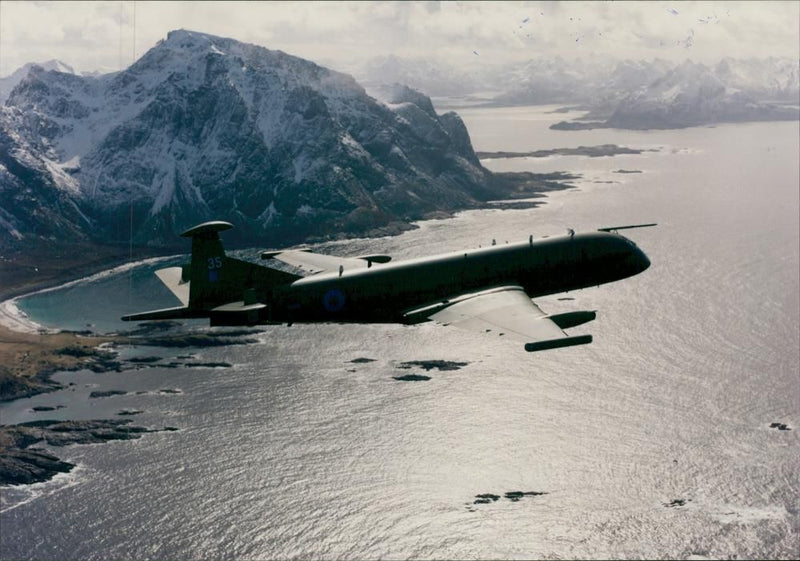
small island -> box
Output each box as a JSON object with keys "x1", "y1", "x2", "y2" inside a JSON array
[{"x1": 476, "y1": 144, "x2": 657, "y2": 159}]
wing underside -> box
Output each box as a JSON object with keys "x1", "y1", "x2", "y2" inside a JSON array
[{"x1": 405, "y1": 286, "x2": 595, "y2": 352}]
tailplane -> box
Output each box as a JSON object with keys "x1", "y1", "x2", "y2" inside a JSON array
[{"x1": 122, "y1": 221, "x2": 300, "y2": 325}]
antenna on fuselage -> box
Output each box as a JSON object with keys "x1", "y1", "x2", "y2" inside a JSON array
[{"x1": 597, "y1": 223, "x2": 658, "y2": 234}]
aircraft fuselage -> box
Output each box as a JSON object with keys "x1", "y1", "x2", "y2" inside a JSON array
[{"x1": 269, "y1": 231, "x2": 650, "y2": 324}]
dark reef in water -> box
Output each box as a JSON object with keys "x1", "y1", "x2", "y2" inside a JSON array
[
  {"x1": 128, "y1": 356, "x2": 162, "y2": 364},
  {"x1": 393, "y1": 374, "x2": 432, "y2": 382},
  {"x1": 469, "y1": 491, "x2": 548, "y2": 507},
  {"x1": 117, "y1": 409, "x2": 143, "y2": 416},
  {"x1": 0, "y1": 419, "x2": 177, "y2": 486},
  {"x1": 89, "y1": 390, "x2": 127, "y2": 398},
  {"x1": 397, "y1": 360, "x2": 469, "y2": 371},
  {"x1": 504, "y1": 490, "x2": 547, "y2": 502},
  {"x1": 664, "y1": 498, "x2": 689, "y2": 508}
]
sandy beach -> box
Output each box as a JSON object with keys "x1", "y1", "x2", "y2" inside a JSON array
[{"x1": 0, "y1": 248, "x2": 176, "y2": 402}]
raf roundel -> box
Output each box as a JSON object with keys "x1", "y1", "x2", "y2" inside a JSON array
[{"x1": 323, "y1": 289, "x2": 346, "y2": 312}]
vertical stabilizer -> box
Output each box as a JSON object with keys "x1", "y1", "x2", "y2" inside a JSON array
[
  {"x1": 124, "y1": 221, "x2": 301, "y2": 323},
  {"x1": 181, "y1": 221, "x2": 234, "y2": 310},
  {"x1": 179, "y1": 221, "x2": 301, "y2": 314}
]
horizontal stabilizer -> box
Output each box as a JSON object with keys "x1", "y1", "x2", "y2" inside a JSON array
[
  {"x1": 155, "y1": 267, "x2": 190, "y2": 306},
  {"x1": 122, "y1": 306, "x2": 194, "y2": 322},
  {"x1": 180, "y1": 221, "x2": 233, "y2": 238},
  {"x1": 211, "y1": 302, "x2": 267, "y2": 313}
]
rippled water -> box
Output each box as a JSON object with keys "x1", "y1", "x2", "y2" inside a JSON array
[{"x1": 2, "y1": 110, "x2": 798, "y2": 559}]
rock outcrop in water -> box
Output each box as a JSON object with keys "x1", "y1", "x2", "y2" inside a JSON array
[{"x1": 0, "y1": 420, "x2": 177, "y2": 486}]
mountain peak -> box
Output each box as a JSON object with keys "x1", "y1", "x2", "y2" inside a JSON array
[{"x1": 1, "y1": 30, "x2": 492, "y2": 247}]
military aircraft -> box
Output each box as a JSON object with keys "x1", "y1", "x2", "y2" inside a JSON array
[{"x1": 122, "y1": 221, "x2": 653, "y2": 352}]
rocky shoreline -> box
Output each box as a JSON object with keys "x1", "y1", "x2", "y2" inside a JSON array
[
  {"x1": 0, "y1": 169, "x2": 579, "y2": 488},
  {"x1": 0, "y1": 321, "x2": 260, "y2": 486},
  {"x1": 0, "y1": 322, "x2": 256, "y2": 403},
  {"x1": 0, "y1": 419, "x2": 178, "y2": 486}
]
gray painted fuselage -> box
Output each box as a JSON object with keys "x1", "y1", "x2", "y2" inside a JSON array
[{"x1": 270, "y1": 231, "x2": 650, "y2": 324}]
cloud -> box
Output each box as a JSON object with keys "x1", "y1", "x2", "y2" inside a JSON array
[{"x1": 1, "y1": 1, "x2": 797, "y2": 77}]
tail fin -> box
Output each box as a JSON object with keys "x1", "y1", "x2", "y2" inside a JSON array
[
  {"x1": 122, "y1": 221, "x2": 300, "y2": 324},
  {"x1": 181, "y1": 221, "x2": 235, "y2": 310}
]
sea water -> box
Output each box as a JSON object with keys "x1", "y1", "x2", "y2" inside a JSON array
[{"x1": 1, "y1": 108, "x2": 797, "y2": 559}]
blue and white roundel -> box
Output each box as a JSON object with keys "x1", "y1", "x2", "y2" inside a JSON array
[{"x1": 323, "y1": 289, "x2": 346, "y2": 312}]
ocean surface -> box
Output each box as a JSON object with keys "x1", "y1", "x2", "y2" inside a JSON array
[{"x1": 1, "y1": 106, "x2": 798, "y2": 560}]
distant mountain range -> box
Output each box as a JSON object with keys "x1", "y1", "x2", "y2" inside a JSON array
[
  {"x1": 1, "y1": 31, "x2": 523, "y2": 249},
  {"x1": 0, "y1": 60, "x2": 76, "y2": 104},
  {"x1": 357, "y1": 54, "x2": 800, "y2": 128},
  {"x1": 600, "y1": 60, "x2": 799, "y2": 130}
]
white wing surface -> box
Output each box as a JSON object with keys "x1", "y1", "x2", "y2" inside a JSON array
[
  {"x1": 406, "y1": 286, "x2": 594, "y2": 352},
  {"x1": 261, "y1": 250, "x2": 390, "y2": 275}
]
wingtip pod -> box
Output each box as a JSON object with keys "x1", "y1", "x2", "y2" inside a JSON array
[
  {"x1": 180, "y1": 221, "x2": 233, "y2": 238},
  {"x1": 524, "y1": 334, "x2": 592, "y2": 352}
]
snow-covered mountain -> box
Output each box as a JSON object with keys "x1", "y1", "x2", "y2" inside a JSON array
[
  {"x1": 493, "y1": 56, "x2": 617, "y2": 105},
  {"x1": 713, "y1": 57, "x2": 800, "y2": 102},
  {"x1": 358, "y1": 54, "x2": 799, "y2": 125},
  {"x1": 0, "y1": 60, "x2": 76, "y2": 104},
  {"x1": 1, "y1": 30, "x2": 498, "y2": 247},
  {"x1": 604, "y1": 60, "x2": 799, "y2": 129}
]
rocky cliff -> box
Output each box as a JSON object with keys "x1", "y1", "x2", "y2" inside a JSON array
[{"x1": 1, "y1": 30, "x2": 506, "y2": 248}]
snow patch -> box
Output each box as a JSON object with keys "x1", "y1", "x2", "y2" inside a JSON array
[
  {"x1": 149, "y1": 165, "x2": 177, "y2": 215},
  {"x1": 44, "y1": 158, "x2": 80, "y2": 194},
  {"x1": 0, "y1": 213, "x2": 23, "y2": 240},
  {"x1": 259, "y1": 202, "x2": 280, "y2": 224}
]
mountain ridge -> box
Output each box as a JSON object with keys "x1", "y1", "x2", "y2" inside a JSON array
[{"x1": 1, "y1": 30, "x2": 536, "y2": 249}]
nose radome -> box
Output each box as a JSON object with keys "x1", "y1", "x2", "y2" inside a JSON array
[{"x1": 636, "y1": 247, "x2": 651, "y2": 273}]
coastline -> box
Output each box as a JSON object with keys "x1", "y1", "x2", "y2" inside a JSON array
[
  {"x1": 0, "y1": 172, "x2": 579, "y2": 400},
  {"x1": 0, "y1": 243, "x2": 178, "y2": 303},
  {"x1": 0, "y1": 169, "x2": 581, "y2": 488}
]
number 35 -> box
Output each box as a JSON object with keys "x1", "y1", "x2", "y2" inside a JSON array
[{"x1": 207, "y1": 257, "x2": 223, "y2": 269}]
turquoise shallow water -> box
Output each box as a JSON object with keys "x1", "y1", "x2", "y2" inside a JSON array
[{"x1": 2, "y1": 112, "x2": 798, "y2": 559}]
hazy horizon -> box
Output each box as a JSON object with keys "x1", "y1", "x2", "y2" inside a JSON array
[{"x1": 1, "y1": 1, "x2": 798, "y2": 78}]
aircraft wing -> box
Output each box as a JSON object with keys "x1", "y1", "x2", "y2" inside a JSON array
[
  {"x1": 404, "y1": 286, "x2": 595, "y2": 352},
  {"x1": 261, "y1": 250, "x2": 390, "y2": 275}
]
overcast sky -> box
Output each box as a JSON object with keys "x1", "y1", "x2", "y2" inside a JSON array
[{"x1": 1, "y1": 1, "x2": 798, "y2": 77}]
